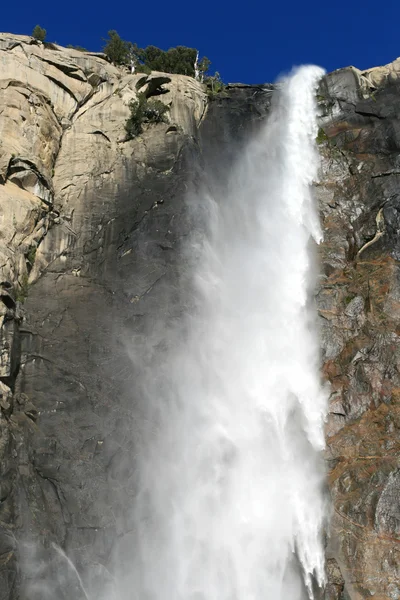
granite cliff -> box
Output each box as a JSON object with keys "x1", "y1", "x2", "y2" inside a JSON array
[{"x1": 0, "y1": 32, "x2": 398, "y2": 599}]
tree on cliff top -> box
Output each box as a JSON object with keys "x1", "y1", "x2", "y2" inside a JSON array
[
  {"x1": 32, "y1": 25, "x2": 46, "y2": 42},
  {"x1": 141, "y1": 45, "x2": 197, "y2": 76},
  {"x1": 198, "y1": 56, "x2": 211, "y2": 80},
  {"x1": 103, "y1": 30, "x2": 130, "y2": 65},
  {"x1": 101, "y1": 31, "x2": 216, "y2": 81}
]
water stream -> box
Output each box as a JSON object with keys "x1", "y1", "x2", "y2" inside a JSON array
[{"x1": 123, "y1": 65, "x2": 328, "y2": 600}]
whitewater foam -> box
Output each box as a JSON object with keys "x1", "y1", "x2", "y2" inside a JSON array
[{"x1": 124, "y1": 65, "x2": 328, "y2": 600}]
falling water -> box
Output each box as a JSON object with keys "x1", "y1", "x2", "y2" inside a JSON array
[
  {"x1": 51, "y1": 544, "x2": 90, "y2": 600},
  {"x1": 125, "y1": 65, "x2": 328, "y2": 600}
]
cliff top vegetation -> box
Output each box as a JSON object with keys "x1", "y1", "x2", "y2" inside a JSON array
[{"x1": 30, "y1": 26, "x2": 224, "y2": 93}]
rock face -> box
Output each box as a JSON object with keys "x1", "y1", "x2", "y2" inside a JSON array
[
  {"x1": 0, "y1": 32, "x2": 398, "y2": 600},
  {"x1": 317, "y1": 62, "x2": 400, "y2": 600},
  {"x1": 0, "y1": 32, "x2": 208, "y2": 599}
]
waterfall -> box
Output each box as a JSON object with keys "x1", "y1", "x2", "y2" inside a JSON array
[{"x1": 124, "y1": 65, "x2": 328, "y2": 600}]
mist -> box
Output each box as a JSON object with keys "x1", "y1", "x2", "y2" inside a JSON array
[{"x1": 111, "y1": 65, "x2": 328, "y2": 600}]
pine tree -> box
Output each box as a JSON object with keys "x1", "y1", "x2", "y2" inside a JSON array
[
  {"x1": 198, "y1": 57, "x2": 211, "y2": 80},
  {"x1": 103, "y1": 30, "x2": 129, "y2": 65},
  {"x1": 32, "y1": 25, "x2": 46, "y2": 42}
]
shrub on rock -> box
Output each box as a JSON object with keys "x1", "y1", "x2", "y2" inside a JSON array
[
  {"x1": 125, "y1": 94, "x2": 169, "y2": 139},
  {"x1": 32, "y1": 25, "x2": 46, "y2": 42}
]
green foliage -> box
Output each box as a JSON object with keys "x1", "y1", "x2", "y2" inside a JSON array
[
  {"x1": 316, "y1": 127, "x2": 328, "y2": 144},
  {"x1": 138, "y1": 45, "x2": 197, "y2": 76},
  {"x1": 99, "y1": 32, "x2": 215, "y2": 81},
  {"x1": 127, "y1": 42, "x2": 144, "y2": 61},
  {"x1": 43, "y1": 42, "x2": 58, "y2": 50},
  {"x1": 125, "y1": 94, "x2": 147, "y2": 138},
  {"x1": 32, "y1": 25, "x2": 46, "y2": 42},
  {"x1": 145, "y1": 99, "x2": 169, "y2": 122},
  {"x1": 67, "y1": 44, "x2": 88, "y2": 52},
  {"x1": 205, "y1": 71, "x2": 225, "y2": 97},
  {"x1": 135, "y1": 64, "x2": 152, "y2": 75},
  {"x1": 103, "y1": 30, "x2": 130, "y2": 65},
  {"x1": 26, "y1": 246, "x2": 37, "y2": 269},
  {"x1": 198, "y1": 56, "x2": 211, "y2": 78},
  {"x1": 125, "y1": 94, "x2": 169, "y2": 140}
]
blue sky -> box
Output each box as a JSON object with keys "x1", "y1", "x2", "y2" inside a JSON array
[{"x1": 2, "y1": 0, "x2": 400, "y2": 83}]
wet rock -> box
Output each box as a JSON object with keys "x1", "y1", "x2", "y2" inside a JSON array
[
  {"x1": 314, "y1": 61, "x2": 400, "y2": 598},
  {"x1": 375, "y1": 469, "x2": 400, "y2": 536},
  {"x1": 324, "y1": 558, "x2": 347, "y2": 600}
]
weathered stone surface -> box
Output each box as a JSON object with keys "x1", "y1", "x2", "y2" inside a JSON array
[
  {"x1": 324, "y1": 558, "x2": 347, "y2": 600},
  {"x1": 0, "y1": 80, "x2": 61, "y2": 183},
  {"x1": 362, "y1": 57, "x2": 400, "y2": 89},
  {"x1": 316, "y1": 64, "x2": 400, "y2": 599}
]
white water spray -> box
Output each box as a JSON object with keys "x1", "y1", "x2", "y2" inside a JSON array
[
  {"x1": 52, "y1": 544, "x2": 91, "y2": 600},
  {"x1": 125, "y1": 65, "x2": 327, "y2": 600}
]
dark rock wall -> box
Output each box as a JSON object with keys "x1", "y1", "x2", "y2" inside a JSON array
[
  {"x1": 14, "y1": 139, "x2": 201, "y2": 599},
  {"x1": 317, "y1": 67, "x2": 400, "y2": 600}
]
